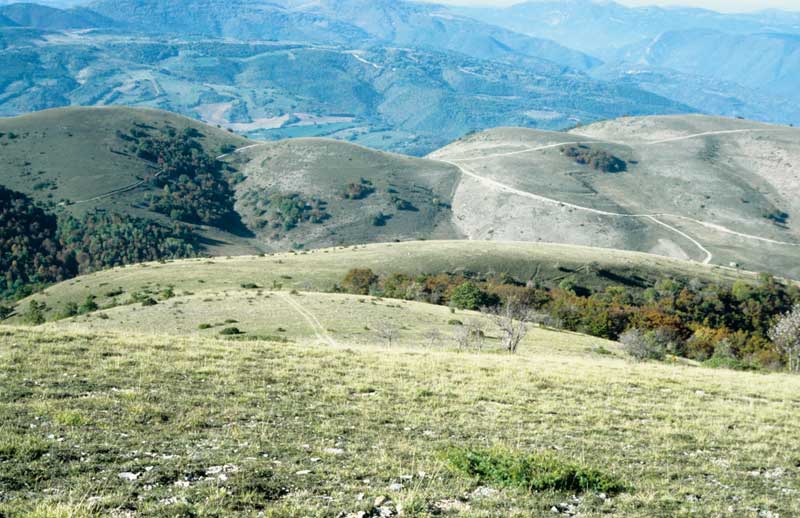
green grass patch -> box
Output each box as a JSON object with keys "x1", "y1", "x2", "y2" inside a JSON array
[{"x1": 444, "y1": 447, "x2": 627, "y2": 495}]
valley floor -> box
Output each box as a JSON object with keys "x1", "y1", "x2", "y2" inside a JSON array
[{"x1": 1, "y1": 327, "x2": 799, "y2": 517}]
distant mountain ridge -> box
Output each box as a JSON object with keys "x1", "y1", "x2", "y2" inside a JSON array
[
  {"x1": 452, "y1": 0, "x2": 800, "y2": 126},
  {"x1": 0, "y1": 7, "x2": 691, "y2": 155},
  {"x1": 85, "y1": 0, "x2": 599, "y2": 71},
  {"x1": 453, "y1": 0, "x2": 800, "y2": 57}
]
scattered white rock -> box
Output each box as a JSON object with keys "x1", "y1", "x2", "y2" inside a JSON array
[
  {"x1": 324, "y1": 447, "x2": 345, "y2": 455},
  {"x1": 295, "y1": 470, "x2": 312, "y2": 476},
  {"x1": 471, "y1": 486, "x2": 498, "y2": 499},
  {"x1": 118, "y1": 472, "x2": 139, "y2": 482},
  {"x1": 388, "y1": 483, "x2": 404, "y2": 492}
]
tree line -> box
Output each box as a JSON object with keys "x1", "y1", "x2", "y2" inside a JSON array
[{"x1": 339, "y1": 267, "x2": 800, "y2": 371}]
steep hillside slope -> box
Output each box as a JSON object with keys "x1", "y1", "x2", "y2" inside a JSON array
[
  {"x1": 0, "y1": 106, "x2": 259, "y2": 257},
  {"x1": 430, "y1": 115, "x2": 800, "y2": 277},
  {"x1": 230, "y1": 139, "x2": 461, "y2": 251}
]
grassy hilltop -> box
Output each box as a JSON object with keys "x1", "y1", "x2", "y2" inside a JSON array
[{"x1": 1, "y1": 326, "x2": 799, "y2": 517}]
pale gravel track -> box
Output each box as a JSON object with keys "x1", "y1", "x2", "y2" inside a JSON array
[
  {"x1": 441, "y1": 159, "x2": 715, "y2": 264},
  {"x1": 278, "y1": 291, "x2": 338, "y2": 347}
]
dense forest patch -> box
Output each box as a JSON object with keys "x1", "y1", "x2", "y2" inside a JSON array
[{"x1": 0, "y1": 185, "x2": 199, "y2": 300}]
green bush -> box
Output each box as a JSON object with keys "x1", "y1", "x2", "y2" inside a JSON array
[
  {"x1": 25, "y1": 301, "x2": 46, "y2": 325},
  {"x1": 444, "y1": 447, "x2": 626, "y2": 495},
  {"x1": 450, "y1": 282, "x2": 489, "y2": 311},
  {"x1": 78, "y1": 295, "x2": 98, "y2": 315},
  {"x1": 219, "y1": 327, "x2": 243, "y2": 336},
  {"x1": 619, "y1": 328, "x2": 672, "y2": 361}
]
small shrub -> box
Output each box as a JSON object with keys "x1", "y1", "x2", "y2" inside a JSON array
[
  {"x1": 141, "y1": 298, "x2": 158, "y2": 307},
  {"x1": 341, "y1": 178, "x2": 375, "y2": 200},
  {"x1": 78, "y1": 295, "x2": 99, "y2": 315},
  {"x1": 448, "y1": 319, "x2": 463, "y2": 326},
  {"x1": 219, "y1": 327, "x2": 243, "y2": 336},
  {"x1": 25, "y1": 301, "x2": 46, "y2": 325},
  {"x1": 620, "y1": 328, "x2": 671, "y2": 361},
  {"x1": 198, "y1": 323, "x2": 213, "y2": 330},
  {"x1": 241, "y1": 283, "x2": 260, "y2": 289},
  {"x1": 58, "y1": 302, "x2": 79, "y2": 319},
  {"x1": 444, "y1": 447, "x2": 626, "y2": 495},
  {"x1": 371, "y1": 212, "x2": 389, "y2": 226}
]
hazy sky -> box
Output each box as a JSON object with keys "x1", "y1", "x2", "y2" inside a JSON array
[{"x1": 429, "y1": 0, "x2": 800, "y2": 13}]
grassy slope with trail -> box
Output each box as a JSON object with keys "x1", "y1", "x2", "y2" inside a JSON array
[
  {"x1": 0, "y1": 326, "x2": 798, "y2": 516},
  {"x1": 6, "y1": 240, "x2": 761, "y2": 324}
]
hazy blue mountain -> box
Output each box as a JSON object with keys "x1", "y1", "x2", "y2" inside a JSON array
[
  {"x1": 0, "y1": 2, "x2": 110, "y2": 29},
  {"x1": 0, "y1": 13, "x2": 18, "y2": 26},
  {"x1": 615, "y1": 30, "x2": 800, "y2": 101},
  {"x1": 453, "y1": 0, "x2": 800, "y2": 58},
  {"x1": 0, "y1": 28, "x2": 691, "y2": 155},
  {"x1": 593, "y1": 65, "x2": 800, "y2": 127},
  {"x1": 279, "y1": 0, "x2": 601, "y2": 70},
  {"x1": 88, "y1": 0, "x2": 599, "y2": 70},
  {"x1": 90, "y1": 0, "x2": 374, "y2": 46}
]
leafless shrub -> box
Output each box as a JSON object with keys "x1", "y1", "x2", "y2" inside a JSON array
[
  {"x1": 375, "y1": 321, "x2": 399, "y2": 348},
  {"x1": 770, "y1": 304, "x2": 800, "y2": 372},
  {"x1": 487, "y1": 298, "x2": 530, "y2": 354},
  {"x1": 423, "y1": 328, "x2": 443, "y2": 348}
]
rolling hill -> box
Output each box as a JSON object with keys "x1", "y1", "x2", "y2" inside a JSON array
[
  {"x1": 5, "y1": 239, "x2": 767, "y2": 325},
  {"x1": 2, "y1": 107, "x2": 800, "y2": 283},
  {"x1": 430, "y1": 115, "x2": 800, "y2": 278},
  {"x1": 2, "y1": 236, "x2": 799, "y2": 516}
]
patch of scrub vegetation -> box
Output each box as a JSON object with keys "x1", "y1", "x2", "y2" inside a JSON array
[
  {"x1": 240, "y1": 190, "x2": 329, "y2": 238},
  {"x1": 764, "y1": 210, "x2": 790, "y2": 227},
  {"x1": 121, "y1": 126, "x2": 242, "y2": 228},
  {"x1": 341, "y1": 178, "x2": 375, "y2": 200},
  {"x1": 445, "y1": 447, "x2": 626, "y2": 494},
  {"x1": 561, "y1": 144, "x2": 628, "y2": 173}
]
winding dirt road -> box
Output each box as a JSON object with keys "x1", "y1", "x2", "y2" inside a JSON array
[{"x1": 434, "y1": 128, "x2": 800, "y2": 265}]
